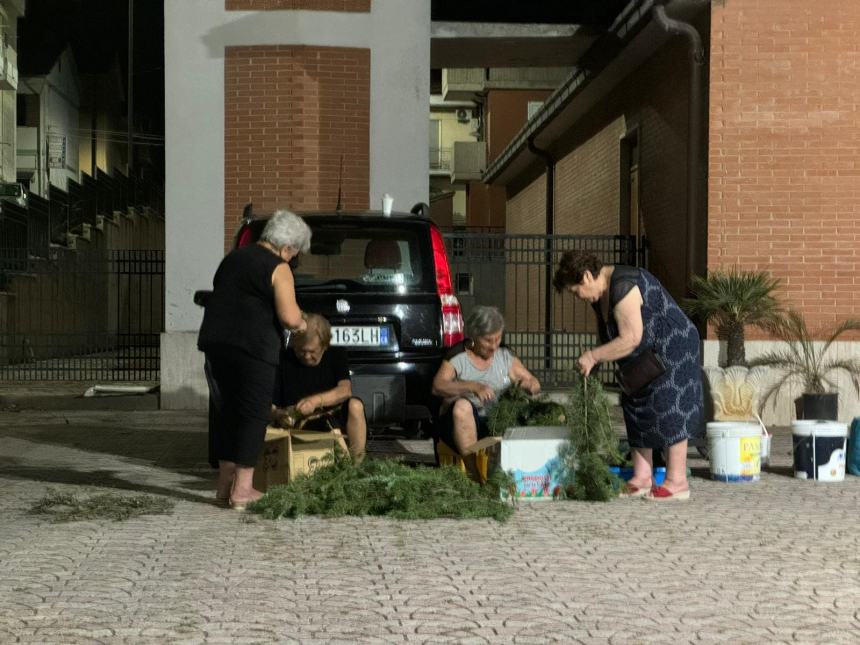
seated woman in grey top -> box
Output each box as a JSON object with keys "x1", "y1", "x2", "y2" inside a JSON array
[{"x1": 432, "y1": 305, "x2": 541, "y2": 453}]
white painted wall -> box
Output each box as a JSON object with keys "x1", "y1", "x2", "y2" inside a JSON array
[
  {"x1": 162, "y1": 0, "x2": 430, "y2": 408},
  {"x1": 44, "y1": 49, "x2": 81, "y2": 192}
]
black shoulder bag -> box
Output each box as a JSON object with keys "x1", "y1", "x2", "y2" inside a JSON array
[
  {"x1": 616, "y1": 348, "x2": 667, "y2": 396},
  {"x1": 591, "y1": 301, "x2": 666, "y2": 396}
]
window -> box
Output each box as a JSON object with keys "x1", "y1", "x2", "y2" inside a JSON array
[
  {"x1": 527, "y1": 101, "x2": 544, "y2": 120},
  {"x1": 456, "y1": 272, "x2": 473, "y2": 295},
  {"x1": 429, "y1": 119, "x2": 441, "y2": 169},
  {"x1": 295, "y1": 225, "x2": 427, "y2": 292}
]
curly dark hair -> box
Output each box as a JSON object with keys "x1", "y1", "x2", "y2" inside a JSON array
[{"x1": 552, "y1": 251, "x2": 604, "y2": 292}]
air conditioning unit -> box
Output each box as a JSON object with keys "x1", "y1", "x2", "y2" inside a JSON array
[{"x1": 456, "y1": 108, "x2": 470, "y2": 123}]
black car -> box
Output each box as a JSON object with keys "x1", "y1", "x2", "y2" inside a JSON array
[{"x1": 195, "y1": 204, "x2": 464, "y2": 432}]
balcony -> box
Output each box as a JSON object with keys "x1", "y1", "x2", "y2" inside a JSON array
[
  {"x1": 442, "y1": 66, "x2": 570, "y2": 101},
  {"x1": 452, "y1": 141, "x2": 486, "y2": 183},
  {"x1": 442, "y1": 68, "x2": 484, "y2": 101},
  {"x1": 429, "y1": 147, "x2": 453, "y2": 175},
  {"x1": 16, "y1": 127, "x2": 37, "y2": 171},
  {"x1": 0, "y1": 45, "x2": 17, "y2": 91}
]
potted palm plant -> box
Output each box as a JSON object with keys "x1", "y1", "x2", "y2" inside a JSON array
[
  {"x1": 683, "y1": 268, "x2": 782, "y2": 367},
  {"x1": 750, "y1": 310, "x2": 860, "y2": 420}
]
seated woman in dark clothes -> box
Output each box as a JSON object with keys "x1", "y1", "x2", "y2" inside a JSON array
[{"x1": 272, "y1": 313, "x2": 366, "y2": 461}]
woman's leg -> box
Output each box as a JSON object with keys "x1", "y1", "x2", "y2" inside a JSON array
[
  {"x1": 663, "y1": 439, "x2": 689, "y2": 493},
  {"x1": 228, "y1": 354, "x2": 277, "y2": 506},
  {"x1": 629, "y1": 447, "x2": 653, "y2": 489},
  {"x1": 232, "y1": 466, "x2": 262, "y2": 505},
  {"x1": 345, "y1": 397, "x2": 367, "y2": 462},
  {"x1": 451, "y1": 398, "x2": 479, "y2": 453},
  {"x1": 217, "y1": 461, "x2": 236, "y2": 501}
]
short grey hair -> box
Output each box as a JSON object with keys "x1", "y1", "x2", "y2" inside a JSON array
[
  {"x1": 465, "y1": 305, "x2": 505, "y2": 339},
  {"x1": 260, "y1": 210, "x2": 312, "y2": 253}
]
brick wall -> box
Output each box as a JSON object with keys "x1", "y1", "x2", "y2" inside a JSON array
[
  {"x1": 517, "y1": 38, "x2": 690, "y2": 298},
  {"x1": 226, "y1": 0, "x2": 370, "y2": 11},
  {"x1": 505, "y1": 175, "x2": 545, "y2": 331},
  {"x1": 466, "y1": 183, "x2": 506, "y2": 228},
  {"x1": 627, "y1": 40, "x2": 690, "y2": 299},
  {"x1": 486, "y1": 90, "x2": 553, "y2": 163},
  {"x1": 506, "y1": 175, "x2": 544, "y2": 236},
  {"x1": 709, "y1": 0, "x2": 860, "y2": 336},
  {"x1": 500, "y1": 37, "x2": 692, "y2": 337},
  {"x1": 224, "y1": 45, "x2": 370, "y2": 250},
  {"x1": 554, "y1": 117, "x2": 626, "y2": 237}
]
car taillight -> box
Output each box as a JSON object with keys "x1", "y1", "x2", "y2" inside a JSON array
[
  {"x1": 237, "y1": 226, "x2": 253, "y2": 248},
  {"x1": 430, "y1": 225, "x2": 464, "y2": 347}
]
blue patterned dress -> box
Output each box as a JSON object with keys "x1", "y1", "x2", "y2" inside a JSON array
[{"x1": 597, "y1": 266, "x2": 703, "y2": 449}]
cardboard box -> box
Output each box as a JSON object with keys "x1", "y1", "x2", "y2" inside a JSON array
[
  {"x1": 437, "y1": 427, "x2": 570, "y2": 500},
  {"x1": 253, "y1": 426, "x2": 347, "y2": 492},
  {"x1": 500, "y1": 426, "x2": 570, "y2": 500}
]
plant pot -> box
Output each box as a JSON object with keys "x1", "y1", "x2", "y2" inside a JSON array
[{"x1": 800, "y1": 393, "x2": 838, "y2": 421}]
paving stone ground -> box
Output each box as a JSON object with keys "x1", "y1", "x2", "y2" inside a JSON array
[{"x1": 0, "y1": 409, "x2": 858, "y2": 644}]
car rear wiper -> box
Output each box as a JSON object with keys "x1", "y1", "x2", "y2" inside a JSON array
[{"x1": 295, "y1": 279, "x2": 361, "y2": 291}]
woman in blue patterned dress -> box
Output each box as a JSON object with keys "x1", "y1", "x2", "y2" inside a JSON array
[{"x1": 553, "y1": 251, "x2": 703, "y2": 501}]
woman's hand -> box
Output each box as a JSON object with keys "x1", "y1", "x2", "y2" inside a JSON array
[
  {"x1": 577, "y1": 350, "x2": 598, "y2": 377},
  {"x1": 472, "y1": 383, "x2": 496, "y2": 403},
  {"x1": 296, "y1": 396, "x2": 319, "y2": 416},
  {"x1": 518, "y1": 377, "x2": 541, "y2": 396},
  {"x1": 291, "y1": 315, "x2": 308, "y2": 334}
]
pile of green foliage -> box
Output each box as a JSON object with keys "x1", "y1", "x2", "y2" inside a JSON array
[
  {"x1": 486, "y1": 385, "x2": 567, "y2": 436},
  {"x1": 251, "y1": 453, "x2": 514, "y2": 522},
  {"x1": 562, "y1": 375, "x2": 623, "y2": 501},
  {"x1": 29, "y1": 491, "x2": 175, "y2": 523}
]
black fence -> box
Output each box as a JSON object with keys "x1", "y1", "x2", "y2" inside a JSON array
[
  {"x1": 0, "y1": 249, "x2": 164, "y2": 382},
  {"x1": 443, "y1": 232, "x2": 646, "y2": 389}
]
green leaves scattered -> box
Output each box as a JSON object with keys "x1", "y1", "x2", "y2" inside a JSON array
[
  {"x1": 29, "y1": 491, "x2": 175, "y2": 523},
  {"x1": 250, "y1": 452, "x2": 514, "y2": 522}
]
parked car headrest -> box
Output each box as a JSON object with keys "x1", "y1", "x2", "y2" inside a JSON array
[{"x1": 364, "y1": 239, "x2": 401, "y2": 270}]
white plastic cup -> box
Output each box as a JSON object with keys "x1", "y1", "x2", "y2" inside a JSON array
[{"x1": 382, "y1": 193, "x2": 393, "y2": 216}]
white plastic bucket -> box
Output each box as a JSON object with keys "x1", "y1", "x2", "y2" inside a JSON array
[
  {"x1": 706, "y1": 422, "x2": 762, "y2": 482},
  {"x1": 792, "y1": 420, "x2": 848, "y2": 482},
  {"x1": 754, "y1": 412, "x2": 771, "y2": 466}
]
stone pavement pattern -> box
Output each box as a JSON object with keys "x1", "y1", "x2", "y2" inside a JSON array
[{"x1": 0, "y1": 410, "x2": 858, "y2": 644}]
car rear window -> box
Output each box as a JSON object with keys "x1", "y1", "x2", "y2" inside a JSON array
[{"x1": 294, "y1": 224, "x2": 431, "y2": 292}]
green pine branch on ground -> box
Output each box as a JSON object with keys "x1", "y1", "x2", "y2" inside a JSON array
[
  {"x1": 29, "y1": 491, "x2": 175, "y2": 522},
  {"x1": 251, "y1": 452, "x2": 515, "y2": 522},
  {"x1": 486, "y1": 384, "x2": 567, "y2": 436}
]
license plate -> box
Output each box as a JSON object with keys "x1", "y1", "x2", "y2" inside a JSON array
[{"x1": 331, "y1": 325, "x2": 389, "y2": 347}]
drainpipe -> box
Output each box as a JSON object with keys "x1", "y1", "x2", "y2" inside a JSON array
[
  {"x1": 653, "y1": 3, "x2": 707, "y2": 282},
  {"x1": 528, "y1": 139, "x2": 554, "y2": 371}
]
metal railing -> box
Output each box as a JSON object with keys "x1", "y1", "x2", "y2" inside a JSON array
[
  {"x1": 0, "y1": 249, "x2": 164, "y2": 381},
  {"x1": 429, "y1": 147, "x2": 453, "y2": 171},
  {"x1": 443, "y1": 232, "x2": 645, "y2": 389}
]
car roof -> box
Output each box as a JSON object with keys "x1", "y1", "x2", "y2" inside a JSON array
[
  {"x1": 301, "y1": 210, "x2": 433, "y2": 223},
  {"x1": 245, "y1": 211, "x2": 435, "y2": 228}
]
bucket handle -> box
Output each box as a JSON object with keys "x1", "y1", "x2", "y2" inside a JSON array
[{"x1": 753, "y1": 410, "x2": 770, "y2": 438}]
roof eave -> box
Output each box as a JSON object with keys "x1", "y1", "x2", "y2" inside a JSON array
[{"x1": 482, "y1": 0, "x2": 659, "y2": 185}]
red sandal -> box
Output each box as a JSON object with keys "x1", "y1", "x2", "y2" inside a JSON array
[
  {"x1": 618, "y1": 482, "x2": 650, "y2": 498},
  {"x1": 645, "y1": 485, "x2": 690, "y2": 501}
]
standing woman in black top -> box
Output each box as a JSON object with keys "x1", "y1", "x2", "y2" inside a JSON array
[{"x1": 198, "y1": 210, "x2": 311, "y2": 509}]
